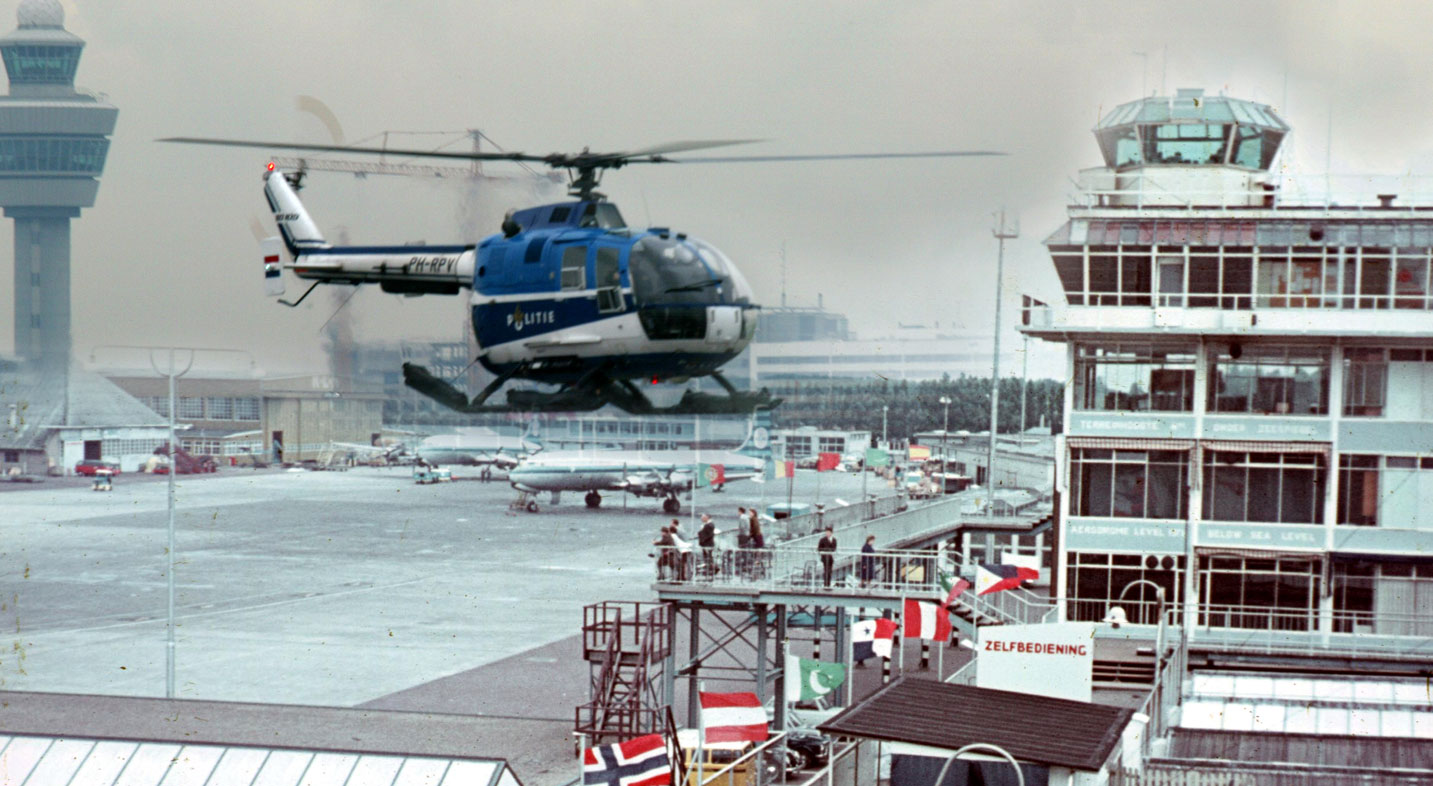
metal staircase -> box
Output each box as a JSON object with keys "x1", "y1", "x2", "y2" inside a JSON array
[{"x1": 575, "y1": 601, "x2": 672, "y2": 744}]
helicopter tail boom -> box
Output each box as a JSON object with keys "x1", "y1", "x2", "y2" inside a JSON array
[{"x1": 262, "y1": 166, "x2": 475, "y2": 295}]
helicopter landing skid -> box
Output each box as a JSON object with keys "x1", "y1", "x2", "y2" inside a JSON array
[{"x1": 402, "y1": 363, "x2": 781, "y2": 415}]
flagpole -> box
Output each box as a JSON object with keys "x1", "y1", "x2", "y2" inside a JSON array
[
  {"x1": 897, "y1": 597, "x2": 905, "y2": 677},
  {"x1": 836, "y1": 619, "x2": 848, "y2": 705},
  {"x1": 577, "y1": 732, "x2": 586, "y2": 786},
  {"x1": 696, "y1": 680, "x2": 705, "y2": 786},
  {"x1": 690, "y1": 416, "x2": 699, "y2": 533}
]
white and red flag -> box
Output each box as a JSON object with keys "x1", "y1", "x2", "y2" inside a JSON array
[
  {"x1": 903, "y1": 598, "x2": 952, "y2": 641},
  {"x1": 583, "y1": 733, "x2": 673, "y2": 786},
  {"x1": 699, "y1": 691, "x2": 768, "y2": 743}
]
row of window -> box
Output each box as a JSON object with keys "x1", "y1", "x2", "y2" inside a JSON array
[
  {"x1": 0, "y1": 45, "x2": 80, "y2": 84},
  {"x1": 141, "y1": 396, "x2": 261, "y2": 421},
  {"x1": 577, "y1": 421, "x2": 685, "y2": 435},
  {"x1": 0, "y1": 136, "x2": 109, "y2": 174},
  {"x1": 1070, "y1": 448, "x2": 1323, "y2": 525},
  {"x1": 1095, "y1": 122, "x2": 1282, "y2": 170},
  {"x1": 1051, "y1": 244, "x2": 1433, "y2": 311},
  {"x1": 1067, "y1": 553, "x2": 1433, "y2": 635},
  {"x1": 1076, "y1": 344, "x2": 1433, "y2": 417}
]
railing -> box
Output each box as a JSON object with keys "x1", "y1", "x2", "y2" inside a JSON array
[
  {"x1": 1061, "y1": 596, "x2": 1433, "y2": 660},
  {"x1": 766, "y1": 492, "x2": 912, "y2": 544},
  {"x1": 944, "y1": 658, "x2": 977, "y2": 686},
  {"x1": 780, "y1": 496, "x2": 972, "y2": 552},
  {"x1": 1073, "y1": 171, "x2": 1433, "y2": 212},
  {"x1": 656, "y1": 545, "x2": 944, "y2": 598},
  {"x1": 1191, "y1": 604, "x2": 1433, "y2": 660},
  {"x1": 755, "y1": 740, "x2": 871, "y2": 786},
  {"x1": 689, "y1": 732, "x2": 789, "y2": 786}
]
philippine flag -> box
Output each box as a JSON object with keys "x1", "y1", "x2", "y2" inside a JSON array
[
  {"x1": 903, "y1": 599, "x2": 952, "y2": 641},
  {"x1": 851, "y1": 618, "x2": 898, "y2": 661},
  {"x1": 583, "y1": 733, "x2": 673, "y2": 786},
  {"x1": 975, "y1": 562, "x2": 1040, "y2": 595},
  {"x1": 700, "y1": 691, "x2": 768, "y2": 743}
]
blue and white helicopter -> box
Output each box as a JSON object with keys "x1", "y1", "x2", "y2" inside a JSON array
[{"x1": 164, "y1": 137, "x2": 1001, "y2": 414}]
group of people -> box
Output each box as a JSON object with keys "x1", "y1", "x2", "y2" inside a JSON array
[
  {"x1": 653, "y1": 506, "x2": 768, "y2": 581},
  {"x1": 818, "y1": 529, "x2": 883, "y2": 588}
]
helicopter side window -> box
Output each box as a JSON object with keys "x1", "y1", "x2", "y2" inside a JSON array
[
  {"x1": 595, "y1": 247, "x2": 624, "y2": 313},
  {"x1": 579, "y1": 202, "x2": 627, "y2": 229},
  {"x1": 561, "y1": 246, "x2": 587, "y2": 291}
]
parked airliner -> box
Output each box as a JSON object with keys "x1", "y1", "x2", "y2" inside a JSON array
[{"x1": 508, "y1": 409, "x2": 774, "y2": 513}]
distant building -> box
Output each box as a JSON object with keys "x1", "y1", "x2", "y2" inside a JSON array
[
  {"x1": 104, "y1": 372, "x2": 385, "y2": 464},
  {"x1": 0, "y1": 0, "x2": 117, "y2": 368},
  {"x1": 0, "y1": 360, "x2": 166, "y2": 475},
  {"x1": 773, "y1": 426, "x2": 871, "y2": 463}
]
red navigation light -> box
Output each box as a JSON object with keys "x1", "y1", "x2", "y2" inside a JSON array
[
  {"x1": 650, "y1": 376, "x2": 659, "y2": 385},
  {"x1": 266, "y1": 161, "x2": 275, "y2": 172}
]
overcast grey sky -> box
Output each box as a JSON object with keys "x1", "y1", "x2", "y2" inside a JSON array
[{"x1": 11, "y1": 0, "x2": 1433, "y2": 377}]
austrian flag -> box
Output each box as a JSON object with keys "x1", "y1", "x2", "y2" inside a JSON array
[
  {"x1": 903, "y1": 599, "x2": 952, "y2": 641},
  {"x1": 583, "y1": 733, "x2": 673, "y2": 786},
  {"x1": 700, "y1": 691, "x2": 768, "y2": 743}
]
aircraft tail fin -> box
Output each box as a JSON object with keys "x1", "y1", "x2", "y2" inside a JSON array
[
  {"x1": 263, "y1": 166, "x2": 329, "y2": 257},
  {"x1": 521, "y1": 417, "x2": 544, "y2": 452},
  {"x1": 734, "y1": 406, "x2": 774, "y2": 461}
]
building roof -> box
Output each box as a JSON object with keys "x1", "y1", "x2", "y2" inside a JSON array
[
  {"x1": 818, "y1": 678, "x2": 1133, "y2": 772},
  {"x1": 0, "y1": 363, "x2": 165, "y2": 450},
  {"x1": 1169, "y1": 729, "x2": 1433, "y2": 774},
  {"x1": 0, "y1": 690, "x2": 523, "y2": 785},
  {"x1": 1096, "y1": 89, "x2": 1288, "y2": 132}
]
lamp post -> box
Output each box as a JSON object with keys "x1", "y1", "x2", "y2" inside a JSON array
[
  {"x1": 882, "y1": 405, "x2": 889, "y2": 448},
  {"x1": 90, "y1": 345, "x2": 253, "y2": 699},
  {"x1": 931, "y1": 742, "x2": 1025, "y2": 786},
  {"x1": 988, "y1": 209, "x2": 1018, "y2": 519},
  {"x1": 938, "y1": 395, "x2": 952, "y2": 496}
]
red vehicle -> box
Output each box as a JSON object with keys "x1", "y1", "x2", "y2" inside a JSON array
[{"x1": 74, "y1": 459, "x2": 119, "y2": 476}]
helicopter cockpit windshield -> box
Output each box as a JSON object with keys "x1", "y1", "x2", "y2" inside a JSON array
[{"x1": 628, "y1": 235, "x2": 752, "y2": 306}]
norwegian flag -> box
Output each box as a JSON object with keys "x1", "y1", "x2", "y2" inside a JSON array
[
  {"x1": 699, "y1": 691, "x2": 768, "y2": 743},
  {"x1": 583, "y1": 733, "x2": 674, "y2": 786}
]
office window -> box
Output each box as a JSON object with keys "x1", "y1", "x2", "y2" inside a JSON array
[
  {"x1": 1339, "y1": 454, "x2": 1433, "y2": 531},
  {"x1": 1069, "y1": 448, "x2": 1188, "y2": 519},
  {"x1": 1209, "y1": 346, "x2": 1329, "y2": 415},
  {"x1": 177, "y1": 397, "x2": 205, "y2": 419},
  {"x1": 233, "y1": 397, "x2": 261, "y2": 420},
  {"x1": 1066, "y1": 552, "x2": 1183, "y2": 625},
  {"x1": 1343, "y1": 348, "x2": 1386, "y2": 416},
  {"x1": 206, "y1": 397, "x2": 234, "y2": 420},
  {"x1": 1199, "y1": 555, "x2": 1318, "y2": 631},
  {"x1": 1202, "y1": 451, "x2": 1323, "y2": 524},
  {"x1": 1075, "y1": 344, "x2": 1196, "y2": 412}
]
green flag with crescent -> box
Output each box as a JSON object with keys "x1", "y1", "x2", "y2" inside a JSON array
[{"x1": 784, "y1": 654, "x2": 846, "y2": 702}]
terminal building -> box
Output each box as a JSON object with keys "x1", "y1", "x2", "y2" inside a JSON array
[{"x1": 1023, "y1": 88, "x2": 1433, "y2": 777}]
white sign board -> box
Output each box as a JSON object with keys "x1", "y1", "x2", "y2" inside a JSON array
[{"x1": 976, "y1": 621, "x2": 1095, "y2": 703}]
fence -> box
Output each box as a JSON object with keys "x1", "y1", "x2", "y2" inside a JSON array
[
  {"x1": 656, "y1": 545, "x2": 944, "y2": 598},
  {"x1": 780, "y1": 496, "x2": 970, "y2": 553},
  {"x1": 766, "y1": 493, "x2": 912, "y2": 544}
]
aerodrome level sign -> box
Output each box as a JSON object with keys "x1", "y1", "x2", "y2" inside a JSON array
[{"x1": 976, "y1": 622, "x2": 1095, "y2": 703}]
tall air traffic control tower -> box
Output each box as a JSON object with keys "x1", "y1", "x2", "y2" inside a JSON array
[{"x1": 0, "y1": 0, "x2": 116, "y2": 368}]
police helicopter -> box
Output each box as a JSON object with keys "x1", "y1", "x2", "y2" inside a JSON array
[{"x1": 163, "y1": 136, "x2": 1002, "y2": 414}]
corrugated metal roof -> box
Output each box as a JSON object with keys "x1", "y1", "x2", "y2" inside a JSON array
[
  {"x1": 0, "y1": 691, "x2": 524, "y2": 786},
  {"x1": 1170, "y1": 729, "x2": 1433, "y2": 772},
  {"x1": 0, "y1": 364, "x2": 165, "y2": 450},
  {"x1": 817, "y1": 678, "x2": 1133, "y2": 772}
]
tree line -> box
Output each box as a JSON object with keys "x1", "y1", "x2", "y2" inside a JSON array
[{"x1": 763, "y1": 375, "x2": 1063, "y2": 444}]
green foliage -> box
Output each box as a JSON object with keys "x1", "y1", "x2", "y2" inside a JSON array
[{"x1": 765, "y1": 375, "x2": 1063, "y2": 442}]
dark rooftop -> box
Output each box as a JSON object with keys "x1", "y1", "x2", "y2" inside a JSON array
[
  {"x1": 818, "y1": 678, "x2": 1133, "y2": 772},
  {"x1": 1169, "y1": 729, "x2": 1433, "y2": 774}
]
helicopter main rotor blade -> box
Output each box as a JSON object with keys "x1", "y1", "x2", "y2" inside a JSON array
[
  {"x1": 660, "y1": 150, "x2": 1006, "y2": 163},
  {"x1": 620, "y1": 139, "x2": 764, "y2": 158},
  {"x1": 160, "y1": 136, "x2": 550, "y2": 163}
]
